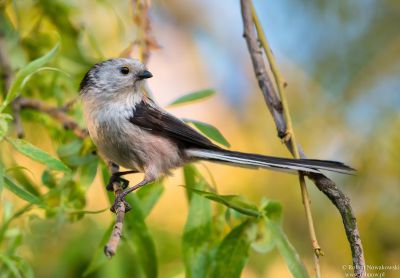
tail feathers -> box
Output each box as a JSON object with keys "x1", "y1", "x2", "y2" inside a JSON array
[{"x1": 187, "y1": 149, "x2": 355, "y2": 174}]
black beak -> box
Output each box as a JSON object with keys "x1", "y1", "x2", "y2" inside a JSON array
[{"x1": 137, "y1": 70, "x2": 153, "y2": 80}]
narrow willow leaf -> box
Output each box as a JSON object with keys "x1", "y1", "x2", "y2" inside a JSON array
[
  {"x1": 0, "y1": 113, "x2": 12, "y2": 141},
  {"x1": 125, "y1": 193, "x2": 158, "y2": 278},
  {"x1": 9, "y1": 166, "x2": 41, "y2": 197},
  {"x1": 169, "y1": 89, "x2": 215, "y2": 106},
  {"x1": 4, "y1": 176, "x2": 41, "y2": 205},
  {"x1": 41, "y1": 170, "x2": 56, "y2": 189},
  {"x1": 251, "y1": 221, "x2": 275, "y2": 254},
  {"x1": 136, "y1": 181, "x2": 164, "y2": 218},
  {"x1": 0, "y1": 42, "x2": 60, "y2": 112},
  {"x1": 6, "y1": 230, "x2": 23, "y2": 256},
  {"x1": 186, "y1": 187, "x2": 260, "y2": 217},
  {"x1": 7, "y1": 138, "x2": 70, "y2": 173},
  {"x1": 262, "y1": 199, "x2": 283, "y2": 223},
  {"x1": 0, "y1": 163, "x2": 4, "y2": 196},
  {"x1": 183, "y1": 164, "x2": 197, "y2": 201},
  {"x1": 57, "y1": 140, "x2": 82, "y2": 157},
  {"x1": 183, "y1": 178, "x2": 213, "y2": 278},
  {"x1": 13, "y1": 257, "x2": 34, "y2": 278},
  {"x1": 210, "y1": 221, "x2": 257, "y2": 278},
  {"x1": 185, "y1": 119, "x2": 230, "y2": 148},
  {"x1": 83, "y1": 222, "x2": 114, "y2": 277},
  {"x1": 266, "y1": 220, "x2": 309, "y2": 278},
  {"x1": 79, "y1": 158, "x2": 98, "y2": 188},
  {"x1": 21, "y1": 66, "x2": 71, "y2": 85},
  {"x1": 100, "y1": 162, "x2": 110, "y2": 190},
  {"x1": 0, "y1": 254, "x2": 22, "y2": 278}
]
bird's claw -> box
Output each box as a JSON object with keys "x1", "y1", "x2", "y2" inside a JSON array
[
  {"x1": 110, "y1": 193, "x2": 131, "y2": 213},
  {"x1": 106, "y1": 175, "x2": 130, "y2": 191}
]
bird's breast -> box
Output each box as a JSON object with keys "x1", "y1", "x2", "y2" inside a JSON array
[{"x1": 84, "y1": 101, "x2": 183, "y2": 177}]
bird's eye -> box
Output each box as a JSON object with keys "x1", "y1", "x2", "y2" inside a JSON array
[{"x1": 120, "y1": 66, "x2": 130, "y2": 75}]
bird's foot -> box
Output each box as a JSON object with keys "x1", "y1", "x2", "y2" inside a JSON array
[
  {"x1": 110, "y1": 192, "x2": 131, "y2": 213},
  {"x1": 106, "y1": 174, "x2": 130, "y2": 191},
  {"x1": 109, "y1": 178, "x2": 151, "y2": 213}
]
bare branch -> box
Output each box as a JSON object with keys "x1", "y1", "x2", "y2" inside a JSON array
[
  {"x1": 239, "y1": 1, "x2": 365, "y2": 277},
  {"x1": 18, "y1": 97, "x2": 88, "y2": 139},
  {"x1": 104, "y1": 163, "x2": 126, "y2": 258},
  {"x1": 124, "y1": 0, "x2": 160, "y2": 65}
]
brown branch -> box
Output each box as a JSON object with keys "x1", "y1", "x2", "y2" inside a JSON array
[
  {"x1": 12, "y1": 96, "x2": 24, "y2": 138},
  {"x1": 123, "y1": 0, "x2": 160, "y2": 65},
  {"x1": 239, "y1": 1, "x2": 365, "y2": 277},
  {"x1": 17, "y1": 97, "x2": 88, "y2": 139},
  {"x1": 104, "y1": 163, "x2": 126, "y2": 258},
  {"x1": 0, "y1": 36, "x2": 12, "y2": 95}
]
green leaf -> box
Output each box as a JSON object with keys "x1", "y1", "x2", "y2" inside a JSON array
[
  {"x1": 0, "y1": 42, "x2": 60, "y2": 112},
  {"x1": 185, "y1": 119, "x2": 230, "y2": 147},
  {"x1": 41, "y1": 170, "x2": 56, "y2": 189},
  {"x1": 6, "y1": 230, "x2": 23, "y2": 256},
  {"x1": 169, "y1": 89, "x2": 215, "y2": 106},
  {"x1": 0, "y1": 113, "x2": 12, "y2": 141},
  {"x1": 266, "y1": 220, "x2": 309, "y2": 278},
  {"x1": 182, "y1": 178, "x2": 213, "y2": 278},
  {"x1": 79, "y1": 157, "x2": 98, "y2": 188},
  {"x1": 7, "y1": 138, "x2": 70, "y2": 173},
  {"x1": 8, "y1": 166, "x2": 41, "y2": 197},
  {"x1": 186, "y1": 187, "x2": 260, "y2": 217},
  {"x1": 136, "y1": 181, "x2": 164, "y2": 218},
  {"x1": 125, "y1": 193, "x2": 158, "y2": 278},
  {"x1": 4, "y1": 176, "x2": 42, "y2": 205},
  {"x1": 210, "y1": 221, "x2": 257, "y2": 278},
  {"x1": 183, "y1": 164, "x2": 197, "y2": 201},
  {"x1": 57, "y1": 140, "x2": 82, "y2": 157},
  {"x1": 83, "y1": 222, "x2": 114, "y2": 277},
  {"x1": 251, "y1": 221, "x2": 275, "y2": 254},
  {"x1": 101, "y1": 162, "x2": 111, "y2": 188},
  {"x1": 0, "y1": 162, "x2": 4, "y2": 197},
  {"x1": 262, "y1": 199, "x2": 283, "y2": 223},
  {"x1": 0, "y1": 254, "x2": 22, "y2": 278},
  {"x1": 13, "y1": 257, "x2": 34, "y2": 278}
]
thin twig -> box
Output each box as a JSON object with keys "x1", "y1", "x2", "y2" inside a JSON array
[
  {"x1": 17, "y1": 97, "x2": 88, "y2": 139},
  {"x1": 250, "y1": 2, "x2": 322, "y2": 276},
  {"x1": 240, "y1": 1, "x2": 365, "y2": 277},
  {"x1": 0, "y1": 36, "x2": 12, "y2": 97},
  {"x1": 128, "y1": 0, "x2": 160, "y2": 65},
  {"x1": 104, "y1": 163, "x2": 126, "y2": 258},
  {"x1": 12, "y1": 97, "x2": 24, "y2": 138}
]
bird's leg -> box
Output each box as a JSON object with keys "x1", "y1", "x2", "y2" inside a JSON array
[
  {"x1": 110, "y1": 176, "x2": 154, "y2": 213},
  {"x1": 106, "y1": 170, "x2": 138, "y2": 191}
]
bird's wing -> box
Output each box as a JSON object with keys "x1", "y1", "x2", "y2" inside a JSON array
[{"x1": 128, "y1": 100, "x2": 220, "y2": 150}]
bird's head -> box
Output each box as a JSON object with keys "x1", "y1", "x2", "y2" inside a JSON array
[{"x1": 79, "y1": 58, "x2": 152, "y2": 97}]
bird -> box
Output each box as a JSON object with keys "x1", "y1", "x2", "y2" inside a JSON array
[{"x1": 79, "y1": 58, "x2": 354, "y2": 212}]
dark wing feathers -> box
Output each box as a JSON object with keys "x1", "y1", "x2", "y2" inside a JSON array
[
  {"x1": 128, "y1": 100, "x2": 220, "y2": 150},
  {"x1": 127, "y1": 100, "x2": 355, "y2": 174}
]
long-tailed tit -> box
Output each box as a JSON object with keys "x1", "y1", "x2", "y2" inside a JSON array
[{"x1": 80, "y1": 58, "x2": 354, "y2": 211}]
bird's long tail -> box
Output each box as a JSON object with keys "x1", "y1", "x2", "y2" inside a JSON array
[{"x1": 186, "y1": 149, "x2": 354, "y2": 174}]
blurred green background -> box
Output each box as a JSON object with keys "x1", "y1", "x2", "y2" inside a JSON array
[{"x1": 0, "y1": 0, "x2": 399, "y2": 277}]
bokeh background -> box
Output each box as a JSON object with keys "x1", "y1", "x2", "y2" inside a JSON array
[{"x1": 1, "y1": 0, "x2": 399, "y2": 277}]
